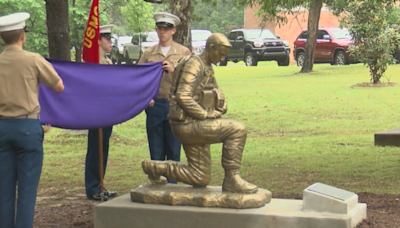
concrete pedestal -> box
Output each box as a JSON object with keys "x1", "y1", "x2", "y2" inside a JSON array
[{"x1": 94, "y1": 193, "x2": 366, "y2": 228}]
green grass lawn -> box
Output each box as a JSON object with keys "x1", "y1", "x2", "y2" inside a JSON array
[{"x1": 38, "y1": 62, "x2": 400, "y2": 202}]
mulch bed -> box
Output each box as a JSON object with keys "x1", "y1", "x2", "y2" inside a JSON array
[{"x1": 33, "y1": 193, "x2": 400, "y2": 228}]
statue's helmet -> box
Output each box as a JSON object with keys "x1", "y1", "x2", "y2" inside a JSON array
[{"x1": 205, "y1": 33, "x2": 232, "y2": 50}]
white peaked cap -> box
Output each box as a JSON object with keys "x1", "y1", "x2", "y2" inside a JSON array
[
  {"x1": 100, "y1": 24, "x2": 114, "y2": 34},
  {"x1": 153, "y1": 12, "x2": 181, "y2": 27},
  {"x1": 0, "y1": 12, "x2": 30, "y2": 32}
]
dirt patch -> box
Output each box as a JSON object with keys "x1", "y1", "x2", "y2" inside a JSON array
[
  {"x1": 33, "y1": 193, "x2": 400, "y2": 228},
  {"x1": 351, "y1": 82, "x2": 398, "y2": 88},
  {"x1": 356, "y1": 192, "x2": 400, "y2": 228},
  {"x1": 34, "y1": 202, "x2": 97, "y2": 228}
]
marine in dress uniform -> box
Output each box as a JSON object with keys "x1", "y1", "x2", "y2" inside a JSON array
[
  {"x1": 0, "y1": 12, "x2": 65, "y2": 228},
  {"x1": 85, "y1": 24, "x2": 117, "y2": 200},
  {"x1": 138, "y1": 12, "x2": 191, "y2": 184}
]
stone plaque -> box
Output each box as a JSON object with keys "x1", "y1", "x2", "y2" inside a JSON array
[
  {"x1": 384, "y1": 128, "x2": 400, "y2": 133},
  {"x1": 374, "y1": 128, "x2": 400, "y2": 147},
  {"x1": 306, "y1": 183, "x2": 355, "y2": 201}
]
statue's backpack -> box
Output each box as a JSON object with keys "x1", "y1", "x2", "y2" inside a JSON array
[{"x1": 168, "y1": 54, "x2": 203, "y2": 121}]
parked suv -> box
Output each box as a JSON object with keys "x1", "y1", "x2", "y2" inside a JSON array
[
  {"x1": 293, "y1": 27, "x2": 358, "y2": 66},
  {"x1": 123, "y1": 31, "x2": 159, "y2": 64},
  {"x1": 220, "y1": 28, "x2": 291, "y2": 66},
  {"x1": 111, "y1": 35, "x2": 132, "y2": 64}
]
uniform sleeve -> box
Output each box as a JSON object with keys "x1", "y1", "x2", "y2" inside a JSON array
[
  {"x1": 176, "y1": 58, "x2": 208, "y2": 120},
  {"x1": 138, "y1": 50, "x2": 149, "y2": 64},
  {"x1": 184, "y1": 47, "x2": 191, "y2": 56},
  {"x1": 35, "y1": 56, "x2": 61, "y2": 87}
]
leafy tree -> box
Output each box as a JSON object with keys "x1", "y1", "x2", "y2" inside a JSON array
[
  {"x1": 0, "y1": 0, "x2": 48, "y2": 55},
  {"x1": 0, "y1": 0, "x2": 113, "y2": 60},
  {"x1": 340, "y1": 0, "x2": 400, "y2": 84},
  {"x1": 121, "y1": 0, "x2": 154, "y2": 34},
  {"x1": 191, "y1": 0, "x2": 244, "y2": 35},
  {"x1": 387, "y1": 5, "x2": 400, "y2": 26}
]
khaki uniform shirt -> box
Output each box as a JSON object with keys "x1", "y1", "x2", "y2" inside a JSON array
[
  {"x1": 0, "y1": 46, "x2": 61, "y2": 117},
  {"x1": 138, "y1": 42, "x2": 191, "y2": 99},
  {"x1": 100, "y1": 54, "x2": 112, "y2": 65}
]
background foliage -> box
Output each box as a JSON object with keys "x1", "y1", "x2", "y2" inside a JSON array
[
  {"x1": 0, "y1": 0, "x2": 244, "y2": 55},
  {"x1": 340, "y1": 0, "x2": 400, "y2": 83}
]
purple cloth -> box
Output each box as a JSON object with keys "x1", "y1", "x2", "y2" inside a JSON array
[{"x1": 39, "y1": 59, "x2": 163, "y2": 129}]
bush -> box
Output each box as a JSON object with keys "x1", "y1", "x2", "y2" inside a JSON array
[{"x1": 342, "y1": 0, "x2": 400, "y2": 83}]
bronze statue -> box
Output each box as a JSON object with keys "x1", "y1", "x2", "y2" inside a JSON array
[{"x1": 141, "y1": 33, "x2": 258, "y2": 194}]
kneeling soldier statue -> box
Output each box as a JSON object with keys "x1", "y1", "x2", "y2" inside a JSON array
[{"x1": 141, "y1": 33, "x2": 258, "y2": 194}]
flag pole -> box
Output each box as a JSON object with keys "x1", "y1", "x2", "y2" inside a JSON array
[
  {"x1": 82, "y1": 0, "x2": 106, "y2": 201},
  {"x1": 97, "y1": 10, "x2": 105, "y2": 201},
  {"x1": 99, "y1": 128, "x2": 105, "y2": 201}
]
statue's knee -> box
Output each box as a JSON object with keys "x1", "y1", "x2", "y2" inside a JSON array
[
  {"x1": 234, "y1": 122, "x2": 247, "y2": 136},
  {"x1": 192, "y1": 173, "x2": 211, "y2": 186},
  {"x1": 194, "y1": 177, "x2": 211, "y2": 186}
]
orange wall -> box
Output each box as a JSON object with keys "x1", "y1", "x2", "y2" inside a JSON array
[{"x1": 244, "y1": 7, "x2": 343, "y2": 62}]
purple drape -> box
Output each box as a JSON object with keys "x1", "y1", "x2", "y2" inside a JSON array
[{"x1": 38, "y1": 59, "x2": 163, "y2": 129}]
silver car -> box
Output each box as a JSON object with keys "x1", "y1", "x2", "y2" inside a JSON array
[
  {"x1": 111, "y1": 35, "x2": 132, "y2": 64},
  {"x1": 191, "y1": 29, "x2": 212, "y2": 54}
]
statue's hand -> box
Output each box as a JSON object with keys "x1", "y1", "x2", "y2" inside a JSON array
[
  {"x1": 214, "y1": 88, "x2": 227, "y2": 114},
  {"x1": 207, "y1": 110, "x2": 222, "y2": 119},
  {"x1": 216, "y1": 101, "x2": 227, "y2": 114}
]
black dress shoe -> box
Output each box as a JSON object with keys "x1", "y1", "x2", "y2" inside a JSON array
[
  {"x1": 87, "y1": 193, "x2": 106, "y2": 201},
  {"x1": 87, "y1": 188, "x2": 117, "y2": 201},
  {"x1": 104, "y1": 188, "x2": 117, "y2": 197}
]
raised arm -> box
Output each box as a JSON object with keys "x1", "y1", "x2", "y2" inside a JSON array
[{"x1": 35, "y1": 56, "x2": 64, "y2": 93}]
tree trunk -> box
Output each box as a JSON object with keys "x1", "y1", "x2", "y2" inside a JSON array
[
  {"x1": 70, "y1": 0, "x2": 83, "y2": 62},
  {"x1": 300, "y1": 0, "x2": 323, "y2": 73},
  {"x1": 45, "y1": 0, "x2": 70, "y2": 61},
  {"x1": 170, "y1": 0, "x2": 192, "y2": 50},
  {"x1": 75, "y1": 46, "x2": 82, "y2": 62}
]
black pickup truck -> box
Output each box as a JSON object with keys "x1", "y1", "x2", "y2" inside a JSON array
[{"x1": 220, "y1": 28, "x2": 291, "y2": 66}]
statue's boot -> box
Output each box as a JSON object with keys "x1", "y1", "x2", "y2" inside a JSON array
[
  {"x1": 142, "y1": 160, "x2": 168, "y2": 185},
  {"x1": 221, "y1": 145, "x2": 258, "y2": 194},
  {"x1": 222, "y1": 169, "x2": 258, "y2": 194},
  {"x1": 143, "y1": 157, "x2": 212, "y2": 187}
]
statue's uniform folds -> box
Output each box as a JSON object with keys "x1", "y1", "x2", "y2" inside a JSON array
[{"x1": 142, "y1": 56, "x2": 257, "y2": 194}]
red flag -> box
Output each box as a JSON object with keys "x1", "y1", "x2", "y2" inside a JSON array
[{"x1": 82, "y1": 0, "x2": 99, "y2": 63}]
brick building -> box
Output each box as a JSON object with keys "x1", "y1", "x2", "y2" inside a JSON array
[{"x1": 244, "y1": 6, "x2": 342, "y2": 63}]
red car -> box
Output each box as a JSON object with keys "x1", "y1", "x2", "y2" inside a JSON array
[{"x1": 293, "y1": 27, "x2": 358, "y2": 66}]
